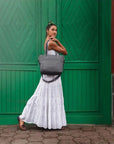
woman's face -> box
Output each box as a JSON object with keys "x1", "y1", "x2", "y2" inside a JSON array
[{"x1": 47, "y1": 25, "x2": 57, "y2": 38}]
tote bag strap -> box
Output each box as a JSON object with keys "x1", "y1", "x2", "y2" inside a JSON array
[
  {"x1": 46, "y1": 40, "x2": 49, "y2": 55},
  {"x1": 42, "y1": 40, "x2": 61, "y2": 83},
  {"x1": 42, "y1": 74, "x2": 61, "y2": 83}
]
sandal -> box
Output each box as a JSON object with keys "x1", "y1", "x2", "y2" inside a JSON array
[
  {"x1": 61, "y1": 126, "x2": 65, "y2": 130},
  {"x1": 17, "y1": 116, "x2": 26, "y2": 131}
]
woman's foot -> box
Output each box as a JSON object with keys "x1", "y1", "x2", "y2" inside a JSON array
[
  {"x1": 17, "y1": 116, "x2": 26, "y2": 131},
  {"x1": 61, "y1": 126, "x2": 65, "y2": 130}
]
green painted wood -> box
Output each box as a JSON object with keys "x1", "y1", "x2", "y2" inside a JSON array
[
  {"x1": 0, "y1": 0, "x2": 111, "y2": 125},
  {"x1": 99, "y1": 0, "x2": 112, "y2": 124},
  {"x1": 0, "y1": 0, "x2": 37, "y2": 65},
  {"x1": 60, "y1": 0, "x2": 111, "y2": 124}
]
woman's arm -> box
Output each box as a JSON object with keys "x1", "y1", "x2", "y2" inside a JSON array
[{"x1": 48, "y1": 38, "x2": 68, "y2": 55}]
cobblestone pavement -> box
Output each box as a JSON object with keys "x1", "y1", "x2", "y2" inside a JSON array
[{"x1": 0, "y1": 124, "x2": 114, "y2": 144}]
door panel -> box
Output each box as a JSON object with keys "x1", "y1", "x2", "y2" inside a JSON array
[
  {"x1": 61, "y1": 0, "x2": 98, "y2": 62},
  {"x1": 0, "y1": 0, "x2": 36, "y2": 64}
]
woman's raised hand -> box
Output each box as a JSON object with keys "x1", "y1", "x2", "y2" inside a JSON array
[{"x1": 50, "y1": 37, "x2": 58, "y2": 42}]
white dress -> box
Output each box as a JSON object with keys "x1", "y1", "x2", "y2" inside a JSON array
[{"x1": 19, "y1": 49, "x2": 67, "y2": 129}]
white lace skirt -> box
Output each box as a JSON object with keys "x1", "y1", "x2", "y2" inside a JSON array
[{"x1": 19, "y1": 75, "x2": 67, "y2": 129}]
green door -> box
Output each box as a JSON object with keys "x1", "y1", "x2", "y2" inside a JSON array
[
  {"x1": 60, "y1": 0, "x2": 111, "y2": 124},
  {"x1": 0, "y1": 0, "x2": 111, "y2": 125}
]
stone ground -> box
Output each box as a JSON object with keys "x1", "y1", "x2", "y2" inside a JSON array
[{"x1": 0, "y1": 124, "x2": 114, "y2": 144}]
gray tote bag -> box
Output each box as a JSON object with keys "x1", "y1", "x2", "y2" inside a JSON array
[{"x1": 38, "y1": 40, "x2": 64, "y2": 83}]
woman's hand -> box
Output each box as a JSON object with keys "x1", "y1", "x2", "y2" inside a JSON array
[{"x1": 49, "y1": 37, "x2": 58, "y2": 43}]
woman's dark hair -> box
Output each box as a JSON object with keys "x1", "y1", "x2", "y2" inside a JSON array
[{"x1": 46, "y1": 21, "x2": 57, "y2": 37}]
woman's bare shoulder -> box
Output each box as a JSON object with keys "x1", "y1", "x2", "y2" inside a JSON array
[{"x1": 48, "y1": 40, "x2": 57, "y2": 49}]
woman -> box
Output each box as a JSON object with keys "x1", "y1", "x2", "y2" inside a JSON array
[{"x1": 17, "y1": 22, "x2": 68, "y2": 130}]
